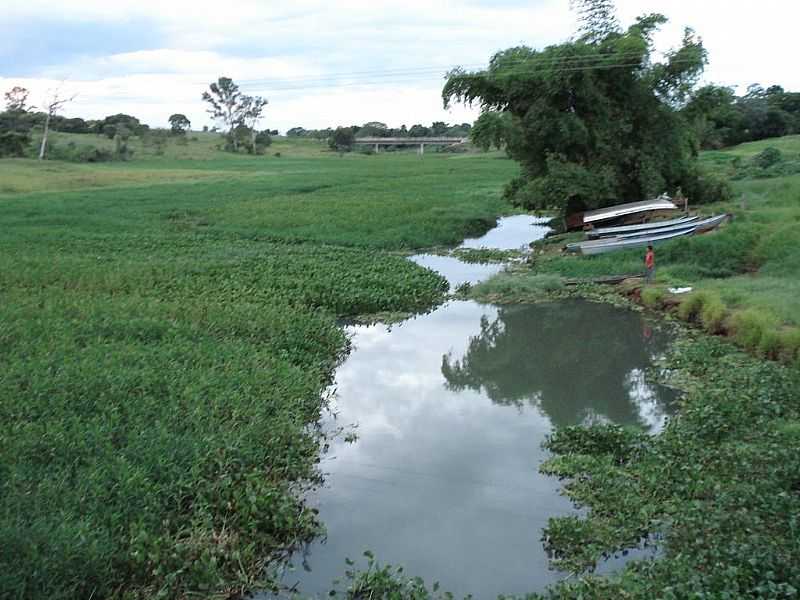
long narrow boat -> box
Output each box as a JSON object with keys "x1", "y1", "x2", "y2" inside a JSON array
[
  {"x1": 614, "y1": 220, "x2": 699, "y2": 240},
  {"x1": 567, "y1": 214, "x2": 730, "y2": 255},
  {"x1": 587, "y1": 215, "x2": 700, "y2": 239},
  {"x1": 582, "y1": 196, "x2": 678, "y2": 226}
]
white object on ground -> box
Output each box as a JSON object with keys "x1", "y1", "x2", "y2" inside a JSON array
[{"x1": 668, "y1": 287, "x2": 693, "y2": 294}]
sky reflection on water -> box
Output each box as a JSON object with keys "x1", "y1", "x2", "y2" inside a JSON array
[{"x1": 276, "y1": 299, "x2": 677, "y2": 599}]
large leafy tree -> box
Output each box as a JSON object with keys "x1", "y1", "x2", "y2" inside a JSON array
[
  {"x1": 168, "y1": 113, "x2": 191, "y2": 135},
  {"x1": 443, "y1": 2, "x2": 709, "y2": 214}
]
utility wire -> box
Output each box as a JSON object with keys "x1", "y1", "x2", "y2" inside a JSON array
[
  {"x1": 239, "y1": 57, "x2": 698, "y2": 94},
  {"x1": 236, "y1": 51, "x2": 655, "y2": 86}
]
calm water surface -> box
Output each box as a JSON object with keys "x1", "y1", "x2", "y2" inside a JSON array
[{"x1": 271, "y1": 217, "x2": 676, "y2": 598}]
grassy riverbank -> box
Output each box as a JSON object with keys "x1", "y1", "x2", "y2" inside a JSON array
[
  {"x1": 535, "y1": 332, "x2": 800, "y2": 598},
  {"x1": 0, "y1": 140, "x2": 517, "y2": 598},
  {"x1": 476, "y1": 135, "x2": 800, "y2": 366}
]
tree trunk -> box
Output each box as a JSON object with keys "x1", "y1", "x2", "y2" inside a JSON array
[{"x1": 38, "y1": 112, "x2": 52, "y2": 160}]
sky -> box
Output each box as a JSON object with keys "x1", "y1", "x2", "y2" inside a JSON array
[{"x1": 2, "y1": 0, "x2": 798, "y2": 133}]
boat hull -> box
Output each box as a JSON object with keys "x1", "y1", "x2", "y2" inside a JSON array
[{"x1": 568, "y1": 214, "x2": 730, "y2": 255}]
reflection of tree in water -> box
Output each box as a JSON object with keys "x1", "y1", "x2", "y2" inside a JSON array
[{"x1": 441, "y1": 300, "x2": 674, "y2": 428}]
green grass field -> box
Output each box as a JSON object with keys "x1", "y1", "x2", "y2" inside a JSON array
[{"x1": 0, "y1": 138, "x2": 518, "y2": 598}]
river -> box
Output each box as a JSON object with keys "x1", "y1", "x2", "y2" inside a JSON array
[{"x1": 269, "y1": 216, "x2": 677, "y2": 598}]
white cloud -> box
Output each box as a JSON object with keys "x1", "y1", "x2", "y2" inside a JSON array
[{"x1": 2, "y1": 0, "x2": 798, "y2": 131}]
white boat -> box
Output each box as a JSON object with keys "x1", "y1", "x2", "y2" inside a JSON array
[
  {"x1": 582, "y1": 195, "x2": 678, "y2": 226},
  {"x1": 567, "y1": 214, "x2": 730, "y2": 255},
  {"x1": 587, "y1": 215, "x2": 700, "y2": 239}
]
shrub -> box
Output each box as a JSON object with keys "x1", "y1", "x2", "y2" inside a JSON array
[
  {"x1": 0, "y1": 130, "x2": 31, "y2": 157},
  {"x1": 730, "y1": 309, "x2": 780, "y2": 352},
  {"x1": 752, "y1": 146, "x2": 782, "y2": 169},
  {"x1": 699, "y1": 294, "x2": 727, "y2": 334},
  {"x1": 681, "y1": 166, "x2": 734, "y2": 205},
  {"x1": 677, "y1": 291, "x2": 709, "y2": 322},
  {"x1": 640, "y1": 286, "x2": 665, "y2": 309},
  {"x1": 47, "y1": 142, "x2": 114, "y2": 163}
]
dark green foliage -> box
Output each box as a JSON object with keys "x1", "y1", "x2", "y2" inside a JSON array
[
  {"x1": 0, "y1": 103, "x2": 35, "y2": 157},
  {"x1": 679, "y1": 165, "x2": 733, "y2": 204},
  {"x1": 0, "y1": 129, "x2": 31, "y2": 157},
  {"x1": 753, "y1": 146, "x2": 783, "y2": 168},
  {"x1": 56, "y1": 117, "x2": 90, "y2": 134},
  {"x1": 544, "y1": 425, "x2": 648, "y2": 464},
  {"x1": 534, "y1": 336, "x2": 800, "y2": 596},
  {"x1": 443, "y1": 9, "x2": 707, "y2": 214},
  {"x1": 97, "y1": 113, "x2": 149, "y2": 138},
  {"x1": 168, "y1": 113, "x2": 191, "y2": 135},
  {"x1": 255, "y1": 129, "x2": 272, "y2": 152},
  {"x1": 329, "y1": 126, "x2": 356, "y2": 151},
  {"x1": 685, "y1": 83, "x2": 800, "y2": 149},
  {"x1": 0, "y1": 150, "x2": 514, "y2": 597},
  {"x1": 328, "y1": 553, "x2": 450, "y2": 600},
  {"x1": 471, "y1": 111, "x2": 512, "y2": 151}
]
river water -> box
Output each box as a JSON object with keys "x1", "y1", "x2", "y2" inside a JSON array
[{"x1": 271, "y1": 216, "x2": 677, "y2": 598}]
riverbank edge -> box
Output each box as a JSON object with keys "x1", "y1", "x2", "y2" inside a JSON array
[{"x1": 325, "y1": 270, "x2": 800, "y2": 599}]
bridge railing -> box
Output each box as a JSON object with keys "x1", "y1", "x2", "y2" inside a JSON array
[{"x1": 354, "y1": 137, "x2": 467, "y2": 145}]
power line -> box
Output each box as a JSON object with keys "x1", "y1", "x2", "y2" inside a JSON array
[
  {"x1": 238, "y1": 57, "x2": 698, "y2": 94},
  {"x1": 235, "y1": 51, "x2": 656, "y2": 86}
]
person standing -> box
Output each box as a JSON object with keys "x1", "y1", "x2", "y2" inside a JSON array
[{"x1": 645, "y1": 244, "x2": 655, "y2": 283}]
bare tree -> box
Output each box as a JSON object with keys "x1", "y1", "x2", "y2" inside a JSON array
[{"x1": 38, "y1": 88, "x2": 76, "y2": 160}]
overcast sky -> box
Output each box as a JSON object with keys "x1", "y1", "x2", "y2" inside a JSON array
[{"x1": 2, "y1": 1, "x2": 798, "y2": 132}]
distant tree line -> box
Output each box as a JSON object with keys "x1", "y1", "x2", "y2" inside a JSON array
[
  {"x1": 0, "y1": 86, "x2": 201, "y2": 160},
  {"x1": 683, "y1": 84, "x2": 800, "y2": 149},
  {"x1": 285, "y1": 121, "x2": 472, "y2": 152}
]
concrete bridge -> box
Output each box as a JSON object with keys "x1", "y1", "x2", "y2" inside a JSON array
[{"x1": 354, "y1": 137, "x2": 467, "y2": 155}]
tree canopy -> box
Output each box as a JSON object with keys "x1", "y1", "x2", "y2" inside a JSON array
[
  {"x1": 470, "y1": 111, "x2": 513, "y2": 152},
  {"x1": 168, "y1": 113, "x2": 191, "y2": 135},
  {"x1": 684, "y1": 83, "x2": 800, "y2": 149},
  {"x1": 443, "y1": 3, "x2": 714, "y2": 214}
]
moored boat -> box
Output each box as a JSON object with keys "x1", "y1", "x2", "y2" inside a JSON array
[
  {"x1": 582, "y1": 195, "x2": 679, "y2": 226},
  {"x1": 566, "y1": 214, "x2": 730, "y2": 255},
  {"x1": 587, "y1": 215, "x2": 700, "y2": 239}
]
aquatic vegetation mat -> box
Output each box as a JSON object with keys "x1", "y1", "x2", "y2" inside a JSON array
[{"x1": 0, "y1": 149, "x2": 509, "y2": 597}]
